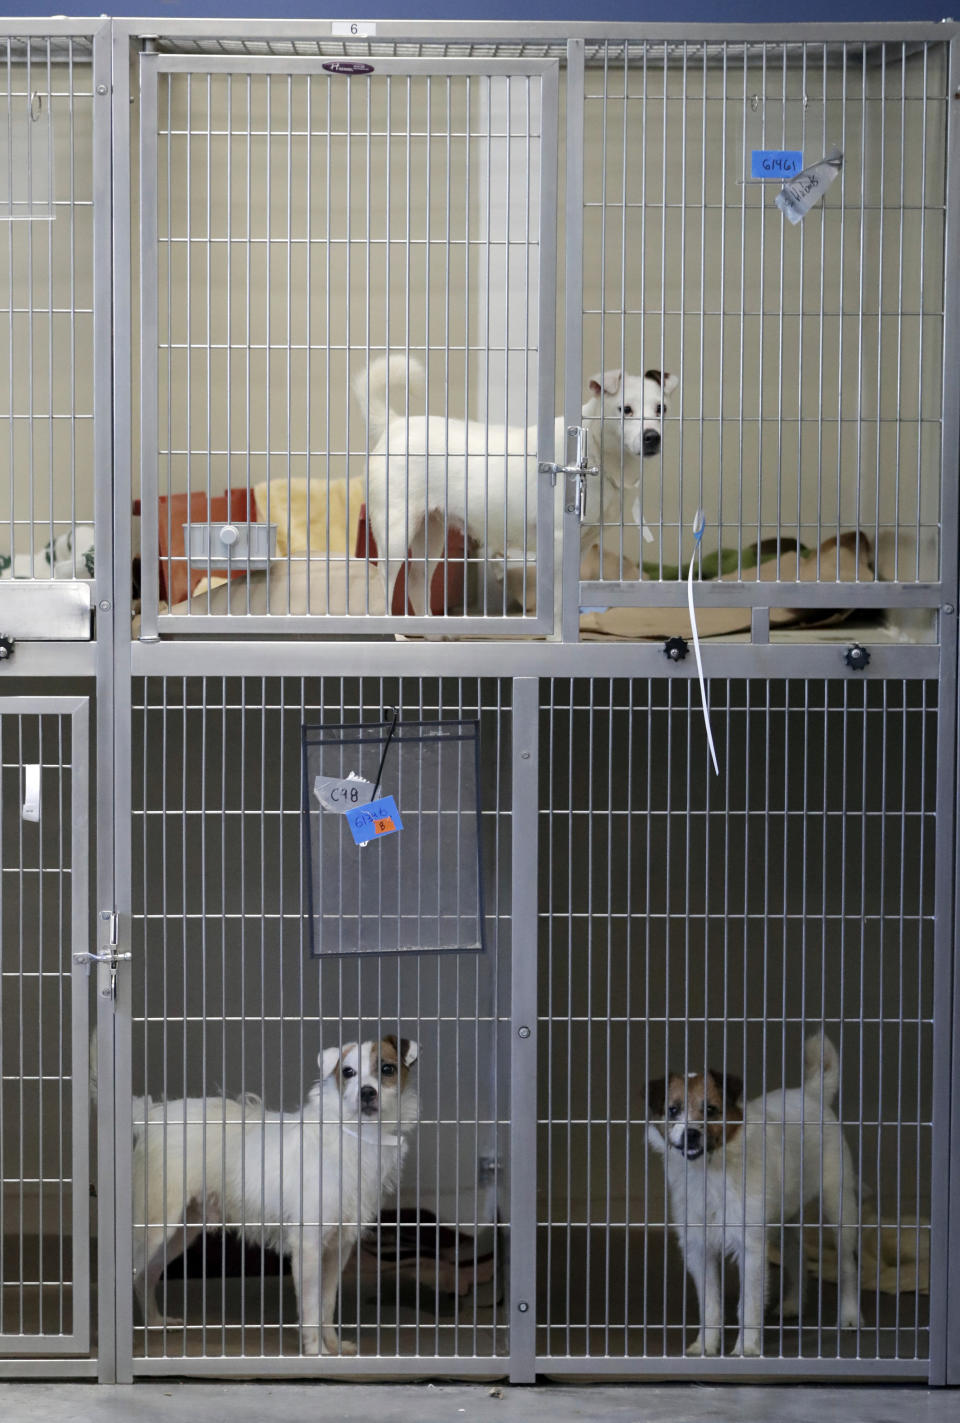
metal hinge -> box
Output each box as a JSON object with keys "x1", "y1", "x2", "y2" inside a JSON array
[
  {"x1": 74, "y1": 911, "x2": 131, "y2": 1000},
  {"x1": 538, "y1": 425, "x2": 599, "y2": 521}
]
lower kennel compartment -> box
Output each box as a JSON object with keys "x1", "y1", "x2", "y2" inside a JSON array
[
  {"x1": 121, "y1": 671, "x2": 947, "y2": 1378},
  {"x1": 537, "y1": 678, "x2": 937, "y2": 1370},
  {"x1": 129, "y1": 676, "x2": 513, "y2": 1366},
  {"x1": 0, "y1": 697, "x2": 91, "y2": 1361}
]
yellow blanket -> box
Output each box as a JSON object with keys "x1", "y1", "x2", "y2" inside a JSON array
[{"x1": 254, "y1": 476, "x2": 366, "y2": 557}]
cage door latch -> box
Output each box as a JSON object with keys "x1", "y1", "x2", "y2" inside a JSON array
[
  {"x1": 539, "y1": 425, "x2": 598, "y2": 520},
  {"x1": 74, "y1": 911, "x2": 131, "y2": 1000}
]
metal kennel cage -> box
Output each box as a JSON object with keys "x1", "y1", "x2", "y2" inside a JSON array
[{"x1": 0, "y1": 14, "x2": 957, "y2": 1394}]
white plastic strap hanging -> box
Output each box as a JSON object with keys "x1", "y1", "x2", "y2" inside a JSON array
[
  {"x1": 22, "y1": 763, "x2": 40, "y2": 821},
  {"x1": 687, "y1": 512, "x2": 720, "y2": 776}
]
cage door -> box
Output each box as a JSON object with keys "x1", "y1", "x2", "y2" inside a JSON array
[
  {"x1": 0, "y1": 697, "x2": 90, "y2": 1358},
  {"x1": 137, "y1": 53, "x2": 560, "y2": 637}
]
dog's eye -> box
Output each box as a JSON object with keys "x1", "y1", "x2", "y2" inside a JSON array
[
  {"x1": 655, "y1": 404, "x2": 663, "y2": 416},
  {"x1": 706, "y1": 1104, "x2": 719, "y2": 1118},
  {"x1": 621, "y1": 405, "x2": 633, "y2": 417},
  {"x1": 380, "y1": 1063, "x2": 397, "y2": 1078},
  {"x1": 667, "y1": 1103, "x2": 680, "y2": 1119},
  {"x1": 341, "y1": 1066, "x2": 357, "y2": 1079}
]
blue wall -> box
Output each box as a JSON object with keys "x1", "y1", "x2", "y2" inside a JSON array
[{"x1": 6, "y1": 3, "x2": 953, "y2": 24}]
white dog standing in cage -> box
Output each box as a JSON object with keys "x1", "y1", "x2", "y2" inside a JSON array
[
  {"x1": 128, "y1": 1037, "x2": 419, "y2": 1355},
  {"x1": 354, "y1": 355, "x2": 677, "y2": 610},
  {"x1": 646, "y1": 1033, "x2": 862, "y2": 1358}
]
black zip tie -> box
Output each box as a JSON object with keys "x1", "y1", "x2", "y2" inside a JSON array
[{"x1": 370, "y1": 708, "x2": 399, "y2": 803}]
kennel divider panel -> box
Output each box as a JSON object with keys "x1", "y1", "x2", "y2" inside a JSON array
[
  {"x1": 137, "y1": 52, "x2": 560, "y2": 638},
  {"x1": 0, "y1": 696, "x2": 91, "y2": 1364}
]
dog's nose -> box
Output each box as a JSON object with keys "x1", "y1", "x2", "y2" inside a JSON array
[
  {"x1": 642, "y1": 429, "x2": 661, "y2": 457},
  {"x1": 683, "y1": 1128, "x2": 702, "y2": 1152},
  {"x1": 360, "y1": 1085, "x2": 378, "y2": 1108}
]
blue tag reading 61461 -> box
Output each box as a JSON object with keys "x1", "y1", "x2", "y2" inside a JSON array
[
  {"x1": 345, "y1": 795, "x2": 404, "y2": 846},
  {"x1": 751, "y1": 149, "x2": 803, "y2": 180}
]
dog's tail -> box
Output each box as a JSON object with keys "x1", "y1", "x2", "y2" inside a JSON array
[
  {"x1": 803, "y1": 1032, "x2": 841, "y2": 1106},
  {"x1": 353, "y1": 353, "x2": 426, "y2": 446}
]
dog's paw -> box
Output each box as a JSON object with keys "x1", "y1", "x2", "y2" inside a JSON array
[
  {"x1": 731, "y1": 1332, "x2": 762, "y2": 1358},
  {"x1": 320, "y1": 1329, "x2": 357, "y2": 1356},
  {"x1": 839, "y1": 1304, "x2": 863, "y2": 1330},
  {"x1": 686, "y1": 1331, "x2": 720, "y2": 1357},
  {"x1": 301, "y1": 1327, "x2": 322, "y2": 1356}
]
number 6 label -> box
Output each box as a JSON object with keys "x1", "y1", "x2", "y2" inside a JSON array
[{"x1": 331, "y1": 21, "x2": 376, "y2": 37}]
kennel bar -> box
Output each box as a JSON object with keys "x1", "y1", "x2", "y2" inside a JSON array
[
  {"x1": 0, "y1": 696, "x2": 91, "y2": 1370},
  {"x1": 128, "y1": 639, "x2": 942, "y2": 682},
  {"x1": 935, "y1": 32, "x2": 960, "y2": 1388}
]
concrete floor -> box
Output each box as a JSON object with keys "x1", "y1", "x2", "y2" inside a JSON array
[{"x1": 0, "y1": 1383, "x2": 956, "y2": 1423}]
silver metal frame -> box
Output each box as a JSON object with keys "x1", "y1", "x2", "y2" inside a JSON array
[{"x1": 0, "y1": 13, "x2": 953, "y2": 1389}]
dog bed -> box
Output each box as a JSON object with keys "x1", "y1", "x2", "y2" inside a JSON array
[{"x1": 580, "y1": 532, "x2": 874, "y2": 641}]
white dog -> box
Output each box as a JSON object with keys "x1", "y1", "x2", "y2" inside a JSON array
[
  {"x1": 354, "y1": 355, "x2": 677, "y2": 610},
  {"x1": 131, "y1": 1037, "x2": 419, "y2": 1355},
  {"x1": 646, "y1": 1033, "x2": 861, "y2": 1358}
]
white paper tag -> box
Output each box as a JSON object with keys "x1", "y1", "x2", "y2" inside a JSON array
[
  {"x1": 313, "y1": 771, "x2": 374, "y2": 813},
  {"x1": 775, "y1": 147, "x2": 843, "y2": 225},
  {"x1": 22, "y1": 763, "x2": 40, "y2": 821},
  {"x1": 331, "y1": 21, "x2": 377, "y2": 37}
]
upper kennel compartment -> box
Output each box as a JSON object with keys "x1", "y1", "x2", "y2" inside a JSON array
[
  {"x1": 135, "y1": 47, "x2": 560, "y2": 637},
  {"x1": 128, "y1": 26, "x2": 958, "y2": 646},
  {"x1": 572, "y1": 37, "x2": 954, "y2": 644},
  {"x1": 0, "y1": 23, "x2": 111, "y2": 645}
]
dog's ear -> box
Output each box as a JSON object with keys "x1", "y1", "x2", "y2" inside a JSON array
[
  {"x1": 320, "y1": 1046, "x2": 342, "y2": 1079},
  {"x1": 385, "y1": 1033, "x2": 419, "y2": 1067},
  {"x1": 589, "y1": 369, "x2": 623, "y2": 398},
  {"x1": 644, "y1": 368, "x2": 679, "y2": 397},
  {"x1": 383, "y1": 1033, "x2": 419, "y2": 1067},
  {"x1": 723, "y1": 1073, "x2": 743, "y2": 1109},
  {"x1": 647, "y1": 1077, "x2": 667, "y2": 1117}
]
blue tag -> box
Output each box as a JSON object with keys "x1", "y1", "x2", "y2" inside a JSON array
[
  {"x1": 345, "y1": 795, "x2": 403, "y2": 845},
  {"x1": 751, "y1": 150, "x2": 803, "y2": 180}
]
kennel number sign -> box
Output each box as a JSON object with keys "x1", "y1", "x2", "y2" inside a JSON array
[{"x1": 345, "y1": 795, "x2": 404, "y2": 846}]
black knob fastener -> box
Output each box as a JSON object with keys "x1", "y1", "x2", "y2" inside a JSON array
[
  {"x1": 843, "y1": 643, "x2": 871, "y2": 671},
  {"x1": 663, "y1": 635, "x2": 690, "y2": 662},
  {"x1": 0, "y1": 635, "x2": 14, "y2": 662}
]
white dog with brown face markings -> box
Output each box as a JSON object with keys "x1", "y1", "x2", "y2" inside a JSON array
[
  {"x1": 646, "y1": 1034, "x2": 861, "y2": 1358},
  {"x1": 131, "y1": 1036, "x2": 419, "y2": 1355},
  {"x1": 355, "y1": 357, "x2": 677, "y2": 610}
]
